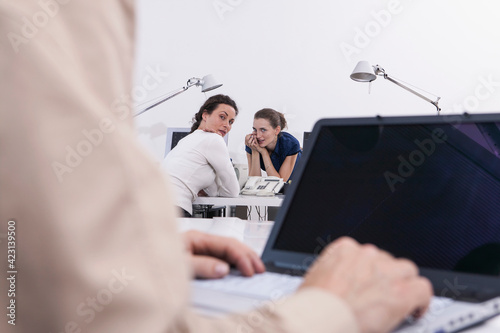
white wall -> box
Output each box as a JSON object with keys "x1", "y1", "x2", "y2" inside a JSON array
[{"x1": 133, "y1": 0, "x2": 500, "y2": 164}]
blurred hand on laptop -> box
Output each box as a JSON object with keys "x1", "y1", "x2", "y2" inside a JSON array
[
  {"x1": 185, "y1": 230, "x2": 432, "y2": 333},
  {"x1": 301, "y1": 237, "x2": 433, "y2": 333}
]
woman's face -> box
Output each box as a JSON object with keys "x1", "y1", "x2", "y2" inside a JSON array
[
  {"x1": 202, "y1": 104, "x2": 236, "y2": 137},
  {"x1": 252, "y1": 118, "x2": 280, "y2": 147}
]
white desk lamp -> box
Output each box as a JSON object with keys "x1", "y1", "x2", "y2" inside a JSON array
[
  {"x1": 134, "y1": 74, "x2": 223, "y2": 117},
  {"x1": 350, "y1": 61, "x2": 441, "y2": 114}
]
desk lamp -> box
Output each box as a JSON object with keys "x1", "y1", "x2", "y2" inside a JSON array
[
  {"x1": 134, "y1": 74, "x2": 223, "y2": 117},
  {"x1": 350, "y1": 61, "x2": 441, "y2": 114}
]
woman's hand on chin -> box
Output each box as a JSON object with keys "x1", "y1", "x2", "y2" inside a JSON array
[{"x1": 245, "y1": 134, "x2": 261, "y2": 152}]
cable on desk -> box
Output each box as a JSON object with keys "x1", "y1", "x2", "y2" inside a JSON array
[{"x1": 255, "y1": 206, "x2": 267, "y2": 221}]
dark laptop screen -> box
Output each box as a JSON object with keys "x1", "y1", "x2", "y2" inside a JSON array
[{"x1": 272, "y1": 117, "x2": 500, "y2": 276}]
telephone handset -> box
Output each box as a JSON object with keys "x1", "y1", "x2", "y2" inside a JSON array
[{"x1": 240, "y1": 176, "x2": 284, "y2": 196}]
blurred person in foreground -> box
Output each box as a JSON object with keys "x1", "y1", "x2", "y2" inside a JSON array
[{"x1": 0, "y1": 2, "x2": 432, "y2": 333}]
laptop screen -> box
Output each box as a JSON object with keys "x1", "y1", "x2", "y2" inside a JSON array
[{"x1": 269, "y1": 114, "x2": 500, "y2": 278}]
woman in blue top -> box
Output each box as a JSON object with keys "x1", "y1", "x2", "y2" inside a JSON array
[{"x1": 245, "y1": 108, "x2": 302, "y2": 182}]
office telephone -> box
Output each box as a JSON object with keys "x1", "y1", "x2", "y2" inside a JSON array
[{"x1": 240, "y1": 176, "x2": 284, "y2": 196}]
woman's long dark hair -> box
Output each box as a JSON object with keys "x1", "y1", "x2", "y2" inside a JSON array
[{"x1": 190, "y1": 94, "x2": 239, "y2": 133}]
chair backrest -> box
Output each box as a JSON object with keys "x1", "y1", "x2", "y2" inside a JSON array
[{"x1": 302, "y1": 131, "x2": 312, "y2": 151}]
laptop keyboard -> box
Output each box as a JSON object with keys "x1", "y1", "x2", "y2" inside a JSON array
[
  {"x1": 395, "y1": 296, "x2": 500, "y2": 333},
  {"x1": 192, "y1": 272, "x2": 500, "y2": 332},
  {"x1": 192, "y1": 271, "x2": 303, "y2": 300},
  {"x1": 428, "y1": 296, "x2": 455, "y2": 313}
]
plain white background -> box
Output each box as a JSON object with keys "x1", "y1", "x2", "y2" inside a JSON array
[{"x1": 133, "y1": 0, "x2": 500, "y2": 164}]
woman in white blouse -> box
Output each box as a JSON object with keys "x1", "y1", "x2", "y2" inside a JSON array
[{"x1": 162, "y1": 94, "x2": 240, "y2": 217}]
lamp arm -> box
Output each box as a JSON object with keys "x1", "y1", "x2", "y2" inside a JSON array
[
  {"x1": 133, "y1": 86, "x2": 188, "y2": 117},
  {"x1": 382, "y1": 74, "x2": 441, "y2": 113},
  {"x1": 133, "y1": 77, "x2": 204, "y2": 117}
]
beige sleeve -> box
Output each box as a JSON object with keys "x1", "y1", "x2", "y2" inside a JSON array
[
  {"x1": 0, "y1": 2, "x2": 358, "y2": 333},
  {"x1": 176, "y1": 288, "x2": 359, "y2": 333}
]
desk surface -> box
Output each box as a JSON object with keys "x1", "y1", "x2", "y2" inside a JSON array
[
  {"x1": 193, "y1": 194, "x2": 284, "y2": 207},
  {"x1": 178, "y1": 217, "x2": 500, "y2": 332}
]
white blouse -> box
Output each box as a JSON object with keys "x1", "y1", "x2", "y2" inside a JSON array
[{"x1": 162, "y1": 130, "x2": 240, "y2": 214}]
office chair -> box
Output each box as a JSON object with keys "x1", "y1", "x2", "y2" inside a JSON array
[{"x1": 303, "y1": 131, "x2": 312, "y2": 152}]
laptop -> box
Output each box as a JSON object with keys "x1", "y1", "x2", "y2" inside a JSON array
[{"x1": 192, "y1": 113, "x2": 500, "y2": 332}]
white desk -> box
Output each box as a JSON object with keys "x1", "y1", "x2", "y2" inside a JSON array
[
  {"x1": 178, "y1": 217, "x2": 500, "y2": 332},
  {"x1": 193, "y1": 194, "x2": 284, "y2": 207},
  {"x1": 192, "y1": 194, "x2": 284, "y2": 219}
]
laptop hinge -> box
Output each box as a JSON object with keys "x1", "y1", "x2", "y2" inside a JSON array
[{"x1": 266, "y1": 261, "x2": 307, "y2": 276}]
